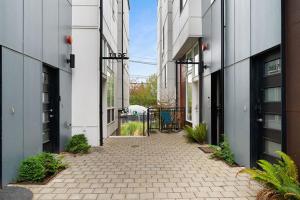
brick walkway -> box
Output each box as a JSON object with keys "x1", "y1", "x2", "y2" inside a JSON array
[{"x1": 20, "y1": 132, "x2": 261, "y2": 200}]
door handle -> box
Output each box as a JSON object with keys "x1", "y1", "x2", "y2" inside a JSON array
[{"x1": 257, "y1": 118, "x2": 263, "y2": 123}]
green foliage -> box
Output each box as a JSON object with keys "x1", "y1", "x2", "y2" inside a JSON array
[
  {"x1": 130, "y1": 74, "x2": 157, "y2": 107},
  {"x1": 239, "y1": 151, "x2": 300, "y2": 200},
  {"x1": 37, "y1": 153, "x2": 67, "y2": 175},
  {"x1": 184, "y1": 124, "x2": 207, "y2": 144},
  {"x1": 66, "y1": 134, "x2": 91, "y2": 154},
  {"x1": 18, "y1": 157, "x2": 45, "y2": 182},
  {"x1": 18, "y1": 153, "x2": 67, "y2": 183},
  {"x1": 121, "y1": 122, "x2": 144, "y2": 136},
  {"x1": 210, "y1": 139, "x2": 235, "y2": 165}
]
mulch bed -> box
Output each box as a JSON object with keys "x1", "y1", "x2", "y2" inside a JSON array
[
  {"x1": 198, "y1": 146, "x2": 215, "y2": 153},
  {"x1": 17, "y1": 169, "x2": 65, "y2": 185}
]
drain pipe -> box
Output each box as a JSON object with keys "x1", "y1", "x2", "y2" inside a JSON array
[
  {"x1": 221, "y1": 0, "x2": 225, "y2": 136},
  {"x1": 198, "y1": 38, "x2": 203, "y2": 123},
  {"x1": 99, "y1": 0, "x2": 104, "y2": 146}
]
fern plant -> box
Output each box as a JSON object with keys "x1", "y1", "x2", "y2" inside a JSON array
[
  {"x1": 184, "y1": 124, "x2": 207, "y2": 144},
  {"x1": 239, "y1": 151, "x2": 300, "y2": 200}
]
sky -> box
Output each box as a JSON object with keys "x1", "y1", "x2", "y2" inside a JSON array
[{"x1": 129, "y1": 0, "x2": 157, "y2": 82}]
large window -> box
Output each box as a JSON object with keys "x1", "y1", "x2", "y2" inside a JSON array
[
  {"x1": 186, "y1": 69, "x2": 193, "y2": 122},
  {"x1": 107, "y1": 69, "x2": 115, "y2": 124}
]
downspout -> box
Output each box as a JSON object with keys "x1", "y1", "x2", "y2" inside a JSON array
[
  {"x1": 221, "y1": 0, "x2": 225, "y2": 137},
  {"x1": 121, "y1": 0, "x2": 124, "y2": 110},
  {"x1": 175, "y1": 61, "x2": 178, "y2": 107},
  {"x1": 0, "y1": 46, "x2": 2, "y2": 188},
  {"x1": 198, "y1": 38, "x2": 203, "y2": 123},
  {"x1": 99, "y1": 0, "x2": 104, "y2": 146},
  {"x1": 281, "y1": 0, "x2": 286, "y2": 152}
]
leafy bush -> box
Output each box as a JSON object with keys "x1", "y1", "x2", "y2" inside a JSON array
[
  {"x1": 66, "y1": 134, "x2": 91, "y2": 154},
  {"x1": 37, "y1": 153, "x2": 67, "y2": 175},
  {"x1": 18, "y1": 157, "x2": 46, "y2": 182},
  {"x1": 210, "y1": 139, "x2": 235, "y2": 165},
  {"x1": 184, "y1": 124, "x2": 207, "y2": 144},
  {"x1": 18, "y1": 152, "x2": 67, "y2": 183},
  {"x1": 121, "y1": 122, "x2": 144, "y2": 136},
  {"x1": 239, "y1": 151, "x2": 300, "y2": 200}
]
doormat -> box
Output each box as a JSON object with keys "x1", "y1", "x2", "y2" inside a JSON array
[{"x1": 198, "y1": 146, "x2": 215, "y2": 154}]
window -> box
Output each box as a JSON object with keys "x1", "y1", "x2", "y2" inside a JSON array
[
  {"x1": 164, "y1": 65, "x2": 167, "y2": 88},
  {"x1": 180, "y1": 0, "x2": 187, "y2": 12},
  {"x1": 107, "y1": 69, "x2": 115, "y2": 123},
  {"x1": 186, "y1": 69, "x2": 193, "y2": 122}
]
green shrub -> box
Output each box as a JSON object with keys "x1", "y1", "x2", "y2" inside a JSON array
[
  {"x1": 210, "y1": 139, "x2": 235, "y2": 165},
  {"x1": 66, "y1": 134, "x2": 91, "y2": 154},
  {"x1": 239, "y1": 151, "x2": 300, "y2": 200},
  {"x1": 18, "y1": 157, "x2": 45, "y2": 182},
  {"x1": 121, "y1": 122, "x2": 144, "y2": 136},
  {"x1": 184, "y1": 124, "x2": 207, "y2": 144},
  {"x1": 37, "y1": 153, "x2": 67, "y2": 175}
]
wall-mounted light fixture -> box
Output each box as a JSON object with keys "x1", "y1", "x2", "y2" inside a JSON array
[
  {"x1": 67, "y1": 54, "x2": 75, "y2": 68},
  {"x1": 202, "y1": 43, "x2": 208, "y2": 51},
  {"x1": 65, "y1": 35, "x2": 73, "y2": 45}
]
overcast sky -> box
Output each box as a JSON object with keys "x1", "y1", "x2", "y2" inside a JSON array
[{"x1": 129, "y1": 0, "x2": 157, "y2": 81}]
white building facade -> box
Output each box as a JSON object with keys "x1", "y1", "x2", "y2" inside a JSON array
[
  {"x1": 157, "y1": 0, "x2": 176, "y2": 106},
  {"x1": 72, "y1": 0, "x2": 130, "y2": 146}
]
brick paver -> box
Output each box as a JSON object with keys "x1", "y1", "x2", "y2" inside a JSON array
[{"x1": 19, "y1": 132, "x2": 261, "y2": 199}]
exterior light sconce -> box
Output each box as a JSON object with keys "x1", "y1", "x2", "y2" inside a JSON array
[
  {"x1": 67, "y1": 54, "x2": 75, "y2": 68},
  {"x1": 202, "y1": 43, "x2": 208, "y2": 51},
  {"x1": 65, "y1": 35, "x2": 73, "y2": 45}
]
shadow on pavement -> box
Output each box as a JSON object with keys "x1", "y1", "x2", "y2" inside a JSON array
[{"x1": 0, "y1": 186, "x2": 33, "y2": 200}]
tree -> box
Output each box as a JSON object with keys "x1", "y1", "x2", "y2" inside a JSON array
[{"x1": 130, "y1": 74, "x2": 157, "y2": 107}]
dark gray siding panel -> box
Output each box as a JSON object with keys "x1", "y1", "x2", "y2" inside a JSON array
[
  {"x1": 251, "y1": 0, "x2": 281, "y2": 55},
  {"x1": 234, "y1": 59, "x2": 250, "y2": 167},
  {"x1": 59, "y1": 0, "x2": 72, "y2": 71},
  {"x1": 23, "y1": 57, "x2": 43, "y2": 158},
  {"x1": 0, "y1": 0, "x2": 23, "y2": 52},
  {"x1": 24, "y1": 0, "x2": 43, "y2": 60},
  {"x1": 43, "y1": 0, "x2": 59, "y2": 67},
  {"x1": 59, "y1": 71, "x2": 72, "y2": 151},
  {"x1": 211, "y1": 0, "x2": 222, "y2": 73},
  {"x1": 225, "y1": 0, "x2": 235, "y2": 67},
  {"x1": 2, "y1": 48, "x2": 24, "y2": 185},
  {"x1": 235, "y1": 0, "x2": 250, "y2": 62},
  {"x1": 202, "y1": 8, "x2": 212, "y2": 77},
  {"x1": 224, "y1": 65, "x2": 235, "y2": 157},
  {"x1": 202, "y1": 75, "x2": 211, "y2": 143}
]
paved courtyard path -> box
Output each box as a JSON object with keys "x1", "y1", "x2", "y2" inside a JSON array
[{"x1": 21, "y1": 132, "x2": 261, "y2": 200}]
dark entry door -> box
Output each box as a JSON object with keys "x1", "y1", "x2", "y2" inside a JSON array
[
  {"x1": 42, "y1": 65, "x2": 60, "y2": 153},
  {"x1": 252, "y1": 49, "x2": 282, "y2": 163},
  {"x1": 211, "y1": 71, "x2": 224, "y2": 145}
]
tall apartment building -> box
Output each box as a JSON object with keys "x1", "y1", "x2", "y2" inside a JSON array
[
  {"x1": 0, "y1": 0, "x2": 72, "y2": 186},
  {"x1": 72, "y1": 0, "x2": 130, "y2": 146},
  {"x1": 158, "y1": 0, "x2": 300, "y2": 168},
  {"x1": 157, "y1": 0, "x2": 176, "y2": 106}
]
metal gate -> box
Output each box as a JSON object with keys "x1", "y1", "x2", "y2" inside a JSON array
[{"x1": 147, "y1": 107, "x2": 185, "y2": 135}]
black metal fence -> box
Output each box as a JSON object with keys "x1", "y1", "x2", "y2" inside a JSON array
[
  {"x1": 117, "y1": 111, "x2": 147, "y2": 136},
  {"x1": 147, "y1": 107, "x2": 185, "y2": 135},
  {"x1": 116, "y1": 107, "x2": 186, "y2": 136}
]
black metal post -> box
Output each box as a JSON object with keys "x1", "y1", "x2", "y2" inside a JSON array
[
  {"x1": 281, "y1": 0, "x2": 287, "y2": 152},
  {"x1": 221, "y1": 0, "x2": 225, "y2": 138},
  {"x1": 99, "y1": 0, "x2": 104, "y2": 146},
  {"x1": 121, "y1": 0, "x2": 124, "y2": 110},
  {"x1": 142, "y1": 112, "x2": 145, "y2": 136},
  {"x1": 198, "y1": 38, "x2": 203, "y2": 123},
  {"x1": 175, "y1": 62, "x2": 178, "y2": 108},
  {"x1": 147, "y1": 108, "x2": 150, "y2": 136},
  {"x1": 0, "y1": 46, "x2": 3, "y2": 188}
]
